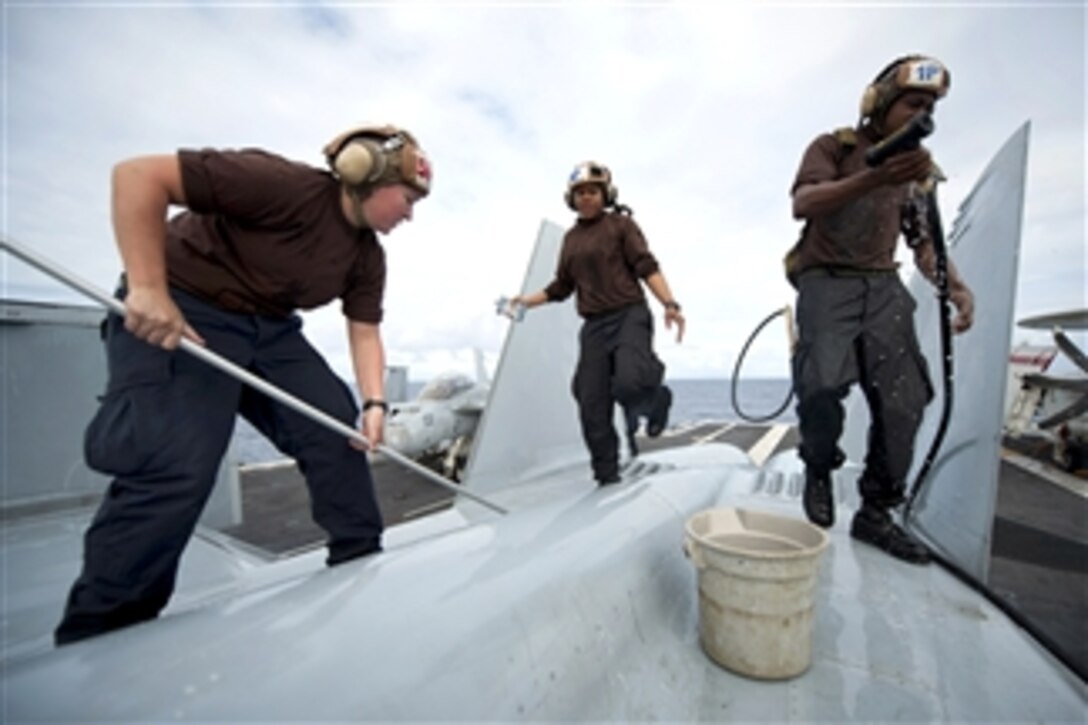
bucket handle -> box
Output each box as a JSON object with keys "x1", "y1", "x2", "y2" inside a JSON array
[{"x1": 683, "y1": 536, "x2": 706, "y2": 570}]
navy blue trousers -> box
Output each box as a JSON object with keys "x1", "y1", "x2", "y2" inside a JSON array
[{"x1": 55, "y1": 287, "x2": 382, "y2": 644}]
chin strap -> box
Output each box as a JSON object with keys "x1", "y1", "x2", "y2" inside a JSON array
[{"x1": 348, "y1": 187, "x2": 369, "y2": 229}]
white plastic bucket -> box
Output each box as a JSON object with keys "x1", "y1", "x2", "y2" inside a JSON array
[{"x1": 684, "y1": 507, "x2": 829, "y2": 680}]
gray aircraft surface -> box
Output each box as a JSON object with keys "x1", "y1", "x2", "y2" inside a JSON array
[
  {"x1": 383, "y1": 351, "x2": 489, "y2": 480},
  {"x1": 1, "y1": 121, "x2": 1085, "y2": 721}
]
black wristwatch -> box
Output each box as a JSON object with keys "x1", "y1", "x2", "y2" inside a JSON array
[
  {"x1": 664, "y1": 301, "x2": 681, "y2": 312},
  {"x1": 363, "y1": 399, "x2": 389, "y2": 413}
]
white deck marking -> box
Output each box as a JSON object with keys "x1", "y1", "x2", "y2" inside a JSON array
[
  {"x1": 747, "y1": 423, "x2": 792, "y2": 466},
  {"x1": 692, "y1": 423, "x2": 735, "y2": 445},
  {"x1": 403, "y1": 498, "x2": 456, "y2": 519},
  {"x1": 662, "y1": 421, "x2": 702, "y2": 437}
]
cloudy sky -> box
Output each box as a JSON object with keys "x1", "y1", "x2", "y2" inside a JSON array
[{"x1": 3, "y1": 1, "x2": 1084, "y2": 383}]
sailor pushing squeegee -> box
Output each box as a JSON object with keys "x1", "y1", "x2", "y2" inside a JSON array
[
  {"x1": 0, "y1": 236, "x2": 506, "y2": 516},
  {"x1": 2, "y1": 126, "x2": 513, "y2": 646}
]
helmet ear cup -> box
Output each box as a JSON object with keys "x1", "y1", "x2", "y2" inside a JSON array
[
  {"x1": 332, "y1": 138, "x2": 387, "y2": 186},
  {"x1": 860, "y1": 58, "x2": 904, "y2": 119}
]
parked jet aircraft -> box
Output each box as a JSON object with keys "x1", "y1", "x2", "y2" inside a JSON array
[
  {"x1": 1004, "y1": 341, "x2": 1058, "y2": 434},
  {"x1": 1, "y1": 121, "x2": 1085, "y2": 720},
  {"x1": 1011, "y1": 309, "x2": 1088, "y2": 471},
  {"x1": 384, "y1": 351, "x2": 490, "y2": 480}
]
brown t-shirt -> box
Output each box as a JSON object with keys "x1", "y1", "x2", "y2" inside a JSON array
[
  {"x1": 790, "y1": 129, "x2": 910, "y2": 273},
  {"x1": 543, "y1": 212, "x2": 660, "y2": 317},
  {"x1": 165, "y1": 148, "x2": 385, "y2": 323}
]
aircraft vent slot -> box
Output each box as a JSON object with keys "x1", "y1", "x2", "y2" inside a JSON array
[
  {"x1": 622, "y1": 461, "x2": 676, "y2": 482},
  {"x1": 751, "y1": 471, "x2": 805, "y2": 501},
  {"x1": 788, "y1": 472, "x2": 803, "y2": 497}
]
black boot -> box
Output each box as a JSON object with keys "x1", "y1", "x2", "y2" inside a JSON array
[
  {"x1": 326, "y1": 538, "x2": 382, "y2": 566},
  {"x1": 596, "y1": 472, "x2": 622, "y2": 486},
  {"x1": 624, "y1": 408, "x2": 640, "y2": 458},
  {"x1": 802, "y1": 469, "x2": 834, "y2": 528},
  {"x1": 850, "y1": 504, "x2": 931, "y2": 565},
  {"x1": 647, "y1": 385, "x2": 672, "y2": 437}
]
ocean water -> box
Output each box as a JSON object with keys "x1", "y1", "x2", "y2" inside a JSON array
[
  {"x1": 231, "y1": 377, "x2": 795, "y2": 465},
  {"x1": 667, "y1": 377, "x2": 795, "y2": 426}
]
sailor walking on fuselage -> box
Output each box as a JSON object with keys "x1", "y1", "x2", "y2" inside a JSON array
[{"x1": 508, "y1": 161, "x2": 685, "y2": 485}]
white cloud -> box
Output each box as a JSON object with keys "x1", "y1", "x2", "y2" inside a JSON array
[{"x1": 3, "y1": 2, "x2": 1083, "y2": 385}]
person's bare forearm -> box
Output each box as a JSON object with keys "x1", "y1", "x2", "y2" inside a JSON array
[
  {"x1": 793, "y1": 147, "x2": 933, "y2": 220},
  {"x1": 513, "y1": 290, "x2": 550, "y2": 308},
  {"x1": 792, "y1": 169, "x2": 882, "y2": 219},
  {"x1": 111, "y1": 156, "x2": 185, "y2": 290},
  {"x1": 349, "y1": 321, "x2": 386, "y2": 402},
  {"x1": 644, "y1": 271, "x2": 677, "y2": 307},
  {"x1": 913, "y1": 241, "x2": 969, "y2": 294}
]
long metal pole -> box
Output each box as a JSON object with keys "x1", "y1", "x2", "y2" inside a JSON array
[{"x1": 1, "y1": 235, "x2": 508, "y2": 515}]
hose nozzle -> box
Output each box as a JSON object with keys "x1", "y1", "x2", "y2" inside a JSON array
[{"x1": 866, "y1": 112, "x2": 934, "y2": 167}]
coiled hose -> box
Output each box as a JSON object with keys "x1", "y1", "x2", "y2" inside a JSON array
[{"x1": 730, "y1": 306, "x2": 795, "y2": 423}]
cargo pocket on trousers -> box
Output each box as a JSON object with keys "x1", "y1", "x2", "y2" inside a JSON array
[{"x1": 84, "y1": 349, "x2": 175, "y2": 478}]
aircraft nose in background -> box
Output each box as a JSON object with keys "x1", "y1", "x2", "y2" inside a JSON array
[
  {"x1": 384, "y1": 406, "x2": 444, "y2": 459},
  {"x1": 384, "y1": 421, "x2": 421, "y2": 457}
]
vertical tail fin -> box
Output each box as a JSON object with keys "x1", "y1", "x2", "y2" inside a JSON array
[
  {"x1": 462, "y1": 221, "x2": 589, "y2": 494},
  {"x1": 473, "y1": 348, "x2": 489, "y2": 385},
  {"x1": 841, "y1": 122, "x2": 1032, "y2": 580}
]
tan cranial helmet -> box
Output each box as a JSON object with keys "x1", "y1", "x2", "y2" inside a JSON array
[
  {"x1": 323, "y1": 124, "x2": 432, "y2": 196},
  {"x1": 859, "y1": 55, "x2": 951, "y2": 121},
  {"x1": 565, "y1": 160, "x2": 617, "y2": 210}
]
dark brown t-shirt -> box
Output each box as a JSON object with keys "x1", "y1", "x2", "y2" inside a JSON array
[
  {"x1": 790, "y1": 129, "x2": 910, "y2": 273},
  {"x1": 543, "y1": 212, "x2": 660, "y2": 317},
  {"x1": 165, "y1": 148, "x2": 385, "y2": 323}
]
